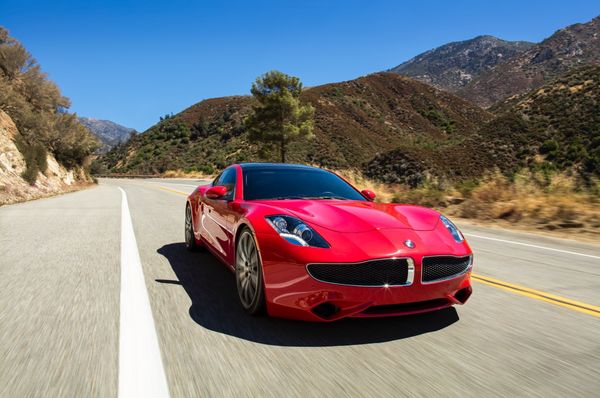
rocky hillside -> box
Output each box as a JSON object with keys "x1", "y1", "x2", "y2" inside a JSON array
[
  {"x1": 0, "y1": 111, "x2": 90, "y2": 205},
  {"x1": 79, "y1": 117, "x2": 136, "y2": 153},
  {"x1": 98, "y1": 72, "x2": 491, "y2": 174},
  {"x1": 459, "y1": 16, "x2": 600, "y2": 107},
  {"x1": 390, "y1": 35, "x2": 533, "y2": 93},
  {"x1": 365, "y1": 66, "x2": 600, "y2": 185}
]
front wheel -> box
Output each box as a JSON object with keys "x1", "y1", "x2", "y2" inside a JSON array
[
  {"x1": 236, "y1": 228, "x2": 266, "y2": 315},
  {"x1": 184, "y1": 204, "x2": 201, "y2": 251}
]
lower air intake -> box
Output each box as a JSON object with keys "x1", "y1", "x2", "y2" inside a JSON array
[{"x1": 422, "y1": 255, "x2": 472, "y2": 283}]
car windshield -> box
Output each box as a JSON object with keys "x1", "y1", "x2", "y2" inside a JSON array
[{"x1": 243, "y1": 168, "x2": 367, "y2": 201}]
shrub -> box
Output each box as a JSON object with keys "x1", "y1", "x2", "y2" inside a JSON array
[
  {"x1": 21, "y1": 162, "x2": 38, "y2": 184},
  {"x1": 89, "y1": 160, "x2": 107, "y2": 175},
  {"x1": 33, "y1": 144, "x2": 47, "y2": 173},
  {"x1": 14, "y1": 135, "x2": 46, "y2": 184}
]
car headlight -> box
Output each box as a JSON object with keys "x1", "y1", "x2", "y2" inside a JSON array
[
  {"x1": 266, "y1": 215, "x2": 329, "y2": 248},
  {"x1": 440, "y1": 215, "x2": 464, "y2": 243}
]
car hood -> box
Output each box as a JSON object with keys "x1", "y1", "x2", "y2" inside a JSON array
[{"x1": 256, "y1": 200, "x2": 440, "y2": 232}]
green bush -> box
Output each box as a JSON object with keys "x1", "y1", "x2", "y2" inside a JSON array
[
  {"x1": 21, "y1": 162, "x2": 38, "y2": 184},
  {"x1": 34, "y1": 144, "x2": 47, "y2": 173},
  {"x1": 14, "y1": 135, "x2": 47, "y2": 184},
  {"x1": 566, "y1": 142, "x2": 587, "y2": 162},
  {"x1": 89, "y1": 160, "x2": 107, "y2": 175},
  {"x1": 327, "y1": 87, "x2": 343, "y2": 98},
  {"x1": 585, "y1": 147, "x2": 600, "y2": 173},
  {"x1": 456, "y1": 179, "x2": 479, "y2": 198}
]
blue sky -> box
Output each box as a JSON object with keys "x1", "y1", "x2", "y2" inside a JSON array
[{"x1": 3, "y1": 1, "x2": 599, "y2": 131}]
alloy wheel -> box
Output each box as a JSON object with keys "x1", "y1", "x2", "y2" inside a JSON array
[{"x1": 236, "y1": 231, "x2": 260, "y2": 309}]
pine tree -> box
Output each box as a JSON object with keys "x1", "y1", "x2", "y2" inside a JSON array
[{"x1": 245, "y1": 70, "x2": 314, "y2": 163}]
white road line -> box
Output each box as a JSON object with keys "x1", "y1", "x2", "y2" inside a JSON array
[
  {"x1": 465, "y1": 233, "x2": 600, "y2": 260},
  {"x1": 118, "y1": 187, "x2": 170, "y2": 398}
]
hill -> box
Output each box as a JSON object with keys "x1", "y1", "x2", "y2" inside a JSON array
[
  {"x1": 98, "y1": 72, "x2": 491, "y2": 175},
  {"x1": 390, "y1": 35, "x2": 533, "y2": 93},
  {"x1": 365, "y1": 66, "x2": 600, "y2": 185},
  {"x1": 98, "y1": 59, "x2": 600, "y2": 188},
  {"x1": 79, "y1": 117, "x2": 136, "y2": 153},
  {"x1": 459, "y1": 16, "x2": 600, "y2": 107},
  {"x1": 492, "y1": 65, "x2": 600, "y2": 174}
]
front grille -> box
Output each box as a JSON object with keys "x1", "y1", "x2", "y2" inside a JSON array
[
  {"x1": 422, "y1": 255, "x2": 472, "y2": 283},
  {"x1": 307, "y1": 258, "x2": 412, "y2": 286}
]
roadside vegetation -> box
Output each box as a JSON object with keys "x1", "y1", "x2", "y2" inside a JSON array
[
  {"x1": 338, "y1": 168, "x2": 600, "y2": 240},
  {"x1": 0, "y1": 27, "x2": 98, "y2": 184}
]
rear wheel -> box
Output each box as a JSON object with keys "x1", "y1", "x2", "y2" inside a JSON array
[
  {"x1": 185, "y1": 204, "x2": 200, "y2": 251},
  {"x1": 236, "y1": 228, "x2": 266, "y2": 315}
]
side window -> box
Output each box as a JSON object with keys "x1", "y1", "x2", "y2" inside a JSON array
[
  {"x1": 212, "y1": 173, "x2": 222, "y2": 187},
  {"x1": 216, "y1": 168, "x2": 236, "y2": 200}
]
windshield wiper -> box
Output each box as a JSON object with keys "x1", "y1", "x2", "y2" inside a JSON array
[
  {"x1": 267, "y1": 195, "x2": 350, "y2": 200},
  {"x1": 269, "y1": 196, "x2": 306, "y2": 200},
  {"x1": 301, "y1": 196, "x2": 350, "y2": 200}
]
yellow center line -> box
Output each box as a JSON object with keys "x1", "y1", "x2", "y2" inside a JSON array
[
  {"x1": 472, "y1": 273, "x2": 600, "y2": 318},
  {"x1": 156, "y1": 186, "x2": 189, "y2": 196}
]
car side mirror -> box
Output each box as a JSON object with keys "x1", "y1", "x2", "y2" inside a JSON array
[
  {"x1": 206, "y1": 185, "x2": 228, "y2": 200},
  {"x1": 361, "y1": 189, "x2": 376, "y2": 201}
]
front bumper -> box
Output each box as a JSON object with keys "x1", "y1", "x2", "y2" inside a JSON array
[{"x1": 256, "y1": 228, "x2": 473, "y2": 322}]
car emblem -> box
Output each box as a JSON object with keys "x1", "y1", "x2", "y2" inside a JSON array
[{"x1": 404, "y1": 240, "x2": 415, "y2": 249}]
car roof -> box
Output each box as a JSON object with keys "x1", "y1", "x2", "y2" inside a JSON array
[{"x1": 238, "y1": 163, "x2": 321, "y2": 171}]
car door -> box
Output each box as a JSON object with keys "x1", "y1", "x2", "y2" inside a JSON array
[
  {"x1": 201, "y1": 167, "x2": 237, "y2": 258},
  {"x1": 196, "y1": 172, "x2": 220, "y2": 245}
]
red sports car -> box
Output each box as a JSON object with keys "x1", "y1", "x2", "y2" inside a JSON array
[{"x1": 185, "y1": 163, "x2": 473, "y2": 321}]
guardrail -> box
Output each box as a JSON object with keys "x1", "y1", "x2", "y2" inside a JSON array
[
  {"x1": 93, "y1": 174, "x2": 161, "y2": 179},
  {"x1": 94, "y1": 174, "x2": 215, "y2": 180}
]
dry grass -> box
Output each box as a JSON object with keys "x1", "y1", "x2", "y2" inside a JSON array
[
  {"x1": 335, "y1": 168, "x2": 449, "y2": 208},
  {"x1": 451, "y1": 171, "x2": 599, "y2": 231},
  {"x1": 162, "y1": 169, "x2": 216, "y2": 179},
  {"x1": 336, "y1": 168, "x2": 600, "y2": 240}
]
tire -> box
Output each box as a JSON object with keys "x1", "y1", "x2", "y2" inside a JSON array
[
  {"x1": 235, "y1": 228, "x2": 266, "y2": 315},
  {"x1": 185, "y1": 204, "x2": 201, "y2": 252}
]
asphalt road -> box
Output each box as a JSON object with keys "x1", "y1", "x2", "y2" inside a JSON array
[{"x1": 1, "y1": 178, "x2": 599, "y2": 397}]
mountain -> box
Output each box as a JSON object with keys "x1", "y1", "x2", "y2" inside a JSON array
[
  {"x1": 459, "y1": 16, "x2": 600, "y2": 107},
  {"x1": 78, "y1": 117, "x2": 136, "y2": 153},
  {"x1": 365, "y1": 66, "x2": 600, "y2": 185},
  {"x1": 390, "y1": 35, "x2": 533, "y2": 93},
  {"x1": 97, "y1": 72, "x2": 491, "y2": 175}
]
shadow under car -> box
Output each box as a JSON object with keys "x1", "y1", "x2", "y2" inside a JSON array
[{"x1": 156, "y1": 242, "x2": 459, "y2": 347}]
